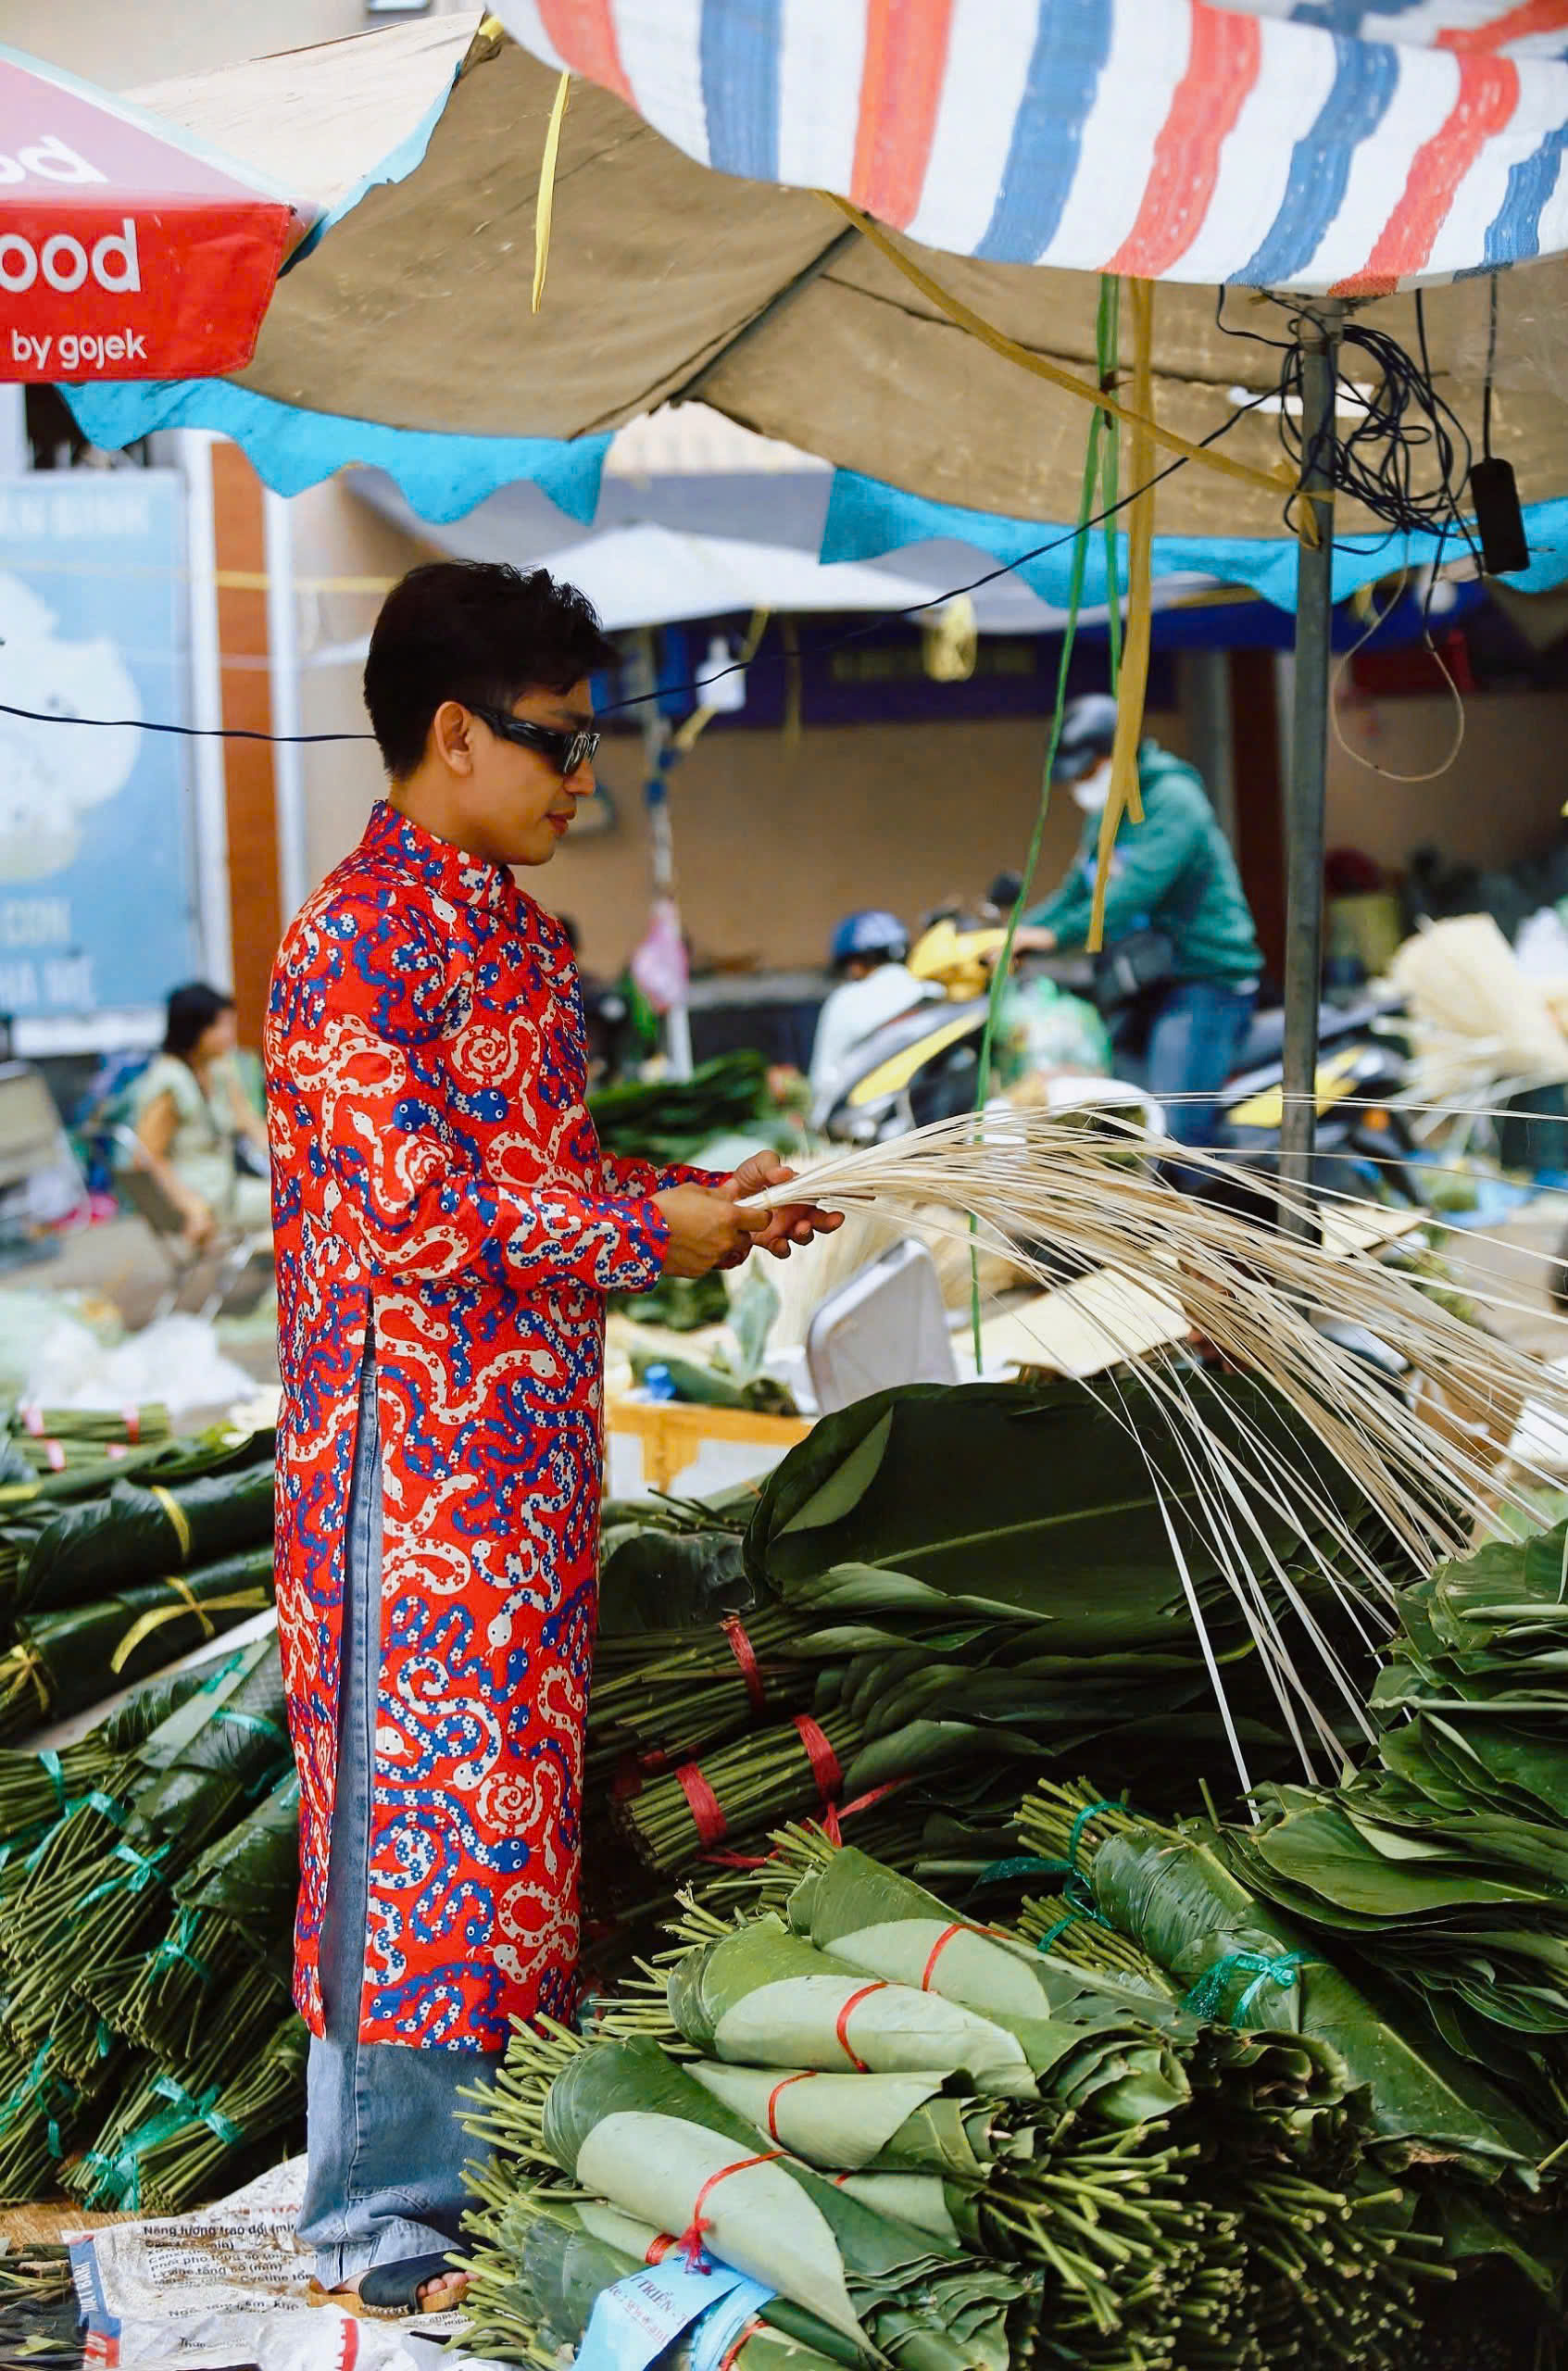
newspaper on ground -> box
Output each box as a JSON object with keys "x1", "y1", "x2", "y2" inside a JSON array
[{"x1": 66, "y1": 2156, "x2": 499, "y2": 2371}]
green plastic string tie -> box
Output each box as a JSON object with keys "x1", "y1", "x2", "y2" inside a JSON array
[
  {"x1": 1181, "y1": 1950, "x2": 1318, "y2": 2027},
  {"x1": 217, "y1": 1708, "x2": 287, "y2": 1747},
  {"x1": 149, "y1": 1908, "x2": 212, "y2": 1988},
  {"x1": 80, "y1": 1839, "x2": 169, "y2": 1910},
  {"x1": 153, "y1": 2074, "x2": 243, "y2": 2149},
  {"x1": 200, "y1": 1648, "x2": 248, "y2": 1696},
  {"x1": 96, "y1": 2018, "x2": 115, "y2": 2061},
  {"x1": 1068, "y1": 1800, "x2": 1119, "y2": 1870},
  {"x1": 0, "y1": 2044, "x2": 77, "y2": 2149},
  {"x1": 38, "y1": 1750, "x2": 64, "y2": 1815},
  {"x1": 1035, "y1": 1910, "x2": 1081, "y2": 1956},
  {"x1": 84, "y1": 1789, "x2": 128, "y2": 1827},
  {"x1": 972, "y1": 1855, "x2": 1066, "y2": 1889}
]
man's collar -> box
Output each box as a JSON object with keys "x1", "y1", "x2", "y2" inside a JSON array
[{"x1": 363, "y1": 799, "x2": 512, "y2": 914}]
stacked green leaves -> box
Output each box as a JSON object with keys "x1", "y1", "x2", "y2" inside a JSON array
[
  {"x1": 110, "y1": 1767, "x2": 300, "y2": 2064},
  {"x1": 13, "y1": 1459, "x2": 274, "y2": 1617},
  {"x1": 1113, "y1": 1513, "x2": 1568, "y2": 2287},
  {"x1": 0, "y1": 1634, "x2": 304, "y2": 2204},
  {"x1": 458, "y1": 2185, "x2": 848, "y2": 2371},
  {"x1": 468, "y1": 2021, "x2": 1035, "y2": 2371},
  {"x1": 589, "y1": 1381, "x2": 1407, "y2": 1925},
  {"x1": 0, "y1": 1424, "x2": 276, "y2": 1738},
  {"x1": 5, "y1": 1405, "x2": 171, "y2": 1474},
  {"x1": 743, "y1": 1381, "x2": 1397, "y2": 1809},
  {"x1": 1021, "y1": 1779, "x2": 1566, "y2": 2352},
  {"x1": 0, "y1": 1546, "x2": 275, "y2": 1740},
  {"x1": 69, "y1": 2011, "x2": 307, "y2": 2215},
  {"x1": 590, "y1": 1050, "x2": 774, "y2": 1166},
  {"x1": 0, "y1": 1660, "x2": 233, "y2": 1848}
]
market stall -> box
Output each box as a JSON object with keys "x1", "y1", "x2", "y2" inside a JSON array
[{"x1": 6, "y1": 8, "x2": 1568, "y2": 2363}]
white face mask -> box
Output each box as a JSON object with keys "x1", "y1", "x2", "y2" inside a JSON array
[{"x1": 1071, "y1": 756, "x2": 1114, "y2": 813}]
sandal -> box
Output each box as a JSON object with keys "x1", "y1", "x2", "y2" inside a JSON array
[{"x1": 307, "y1": 2253, "x2": 465, "y2": 2318}]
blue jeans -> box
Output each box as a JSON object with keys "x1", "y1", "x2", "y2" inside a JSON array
[
  {"x1": 1143, "y1": 980, "x2": 1257, "y2": 1149},
  {"x1": 296, "y1": 1343, "x2": 503, "y2": 2287}
]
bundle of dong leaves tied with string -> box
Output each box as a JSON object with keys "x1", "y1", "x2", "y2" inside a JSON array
[
  {"x1": 2, "y1": 1403, "x2": 171, "y2": 1478},
  {"x1": 0, "y1": 1424, "x2": 276, "y2": 1741},
  {"x1": 0, "y1": 1631, "x2": 304, "y2": 2205},
  {"x1": 464, "y1": 1839, "x2": 1434, "y2": 2371},
  {"x1": 1018, "y1": 1775, "x2": 1564, "y2": 2326},
  {"x1": 1012, "y1": 1521, "x2": 1568, "y2": 2285},
  {"x1": 598, "y1": 1374, "x2": 1401, "y2": 1892}
]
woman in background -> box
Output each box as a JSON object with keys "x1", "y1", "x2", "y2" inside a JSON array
[{"x1": 130, "y1": 982, "x2": 271, "y2": 1247}]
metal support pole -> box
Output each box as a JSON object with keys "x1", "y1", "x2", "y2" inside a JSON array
[
  {"x1": 1280, "y1": 302, "x2": 1343, "y2": 1232},
  {"x1": 632, "y1": 628, "x2": 693, "y2": 1081},
  {"x1": 264, "y1": 488, "x2": 309, "y2": 923}
]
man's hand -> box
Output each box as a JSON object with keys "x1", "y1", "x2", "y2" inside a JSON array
[
  {"x1": 653, "y1": 1185, "x2": 771, "y2": 1278},
  {"x1": 1010, "y1": 925, "x2": 1058, "y2": 954},
  {"x1": 717, "y1": 1153, "x2": 845, "y2": 1262}
]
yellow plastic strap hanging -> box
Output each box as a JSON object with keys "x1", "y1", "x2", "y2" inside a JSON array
[
  {"x1": 825, "y1": 197, "x2": 1300, "y2": 517},
  {"x1": 151, "y1": 1487, "x2": 193, "y2": 1562},
  {"x1": 533, "y1": 71, "x2": 572, "y2": 314},
  {"x1": 1089, "y1": 277, "x2": 1157, "y2": 953}
]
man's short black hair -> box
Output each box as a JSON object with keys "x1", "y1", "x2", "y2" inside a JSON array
[{"x1": 363, "y1": 561, "x2": 618, "y2": 779}]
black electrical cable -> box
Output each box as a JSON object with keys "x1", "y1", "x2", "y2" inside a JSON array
[
  {"x1": 1482, "y1": 271, "x2": 1499, "y2": 461},
  {"x1": 0, "y1": 378, "x2": 1275, "y2": 746}
]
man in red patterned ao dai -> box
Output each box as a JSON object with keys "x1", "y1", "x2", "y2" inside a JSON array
[{"x1": 265, "y1": 562, "x2": 838, "y2": 2314}]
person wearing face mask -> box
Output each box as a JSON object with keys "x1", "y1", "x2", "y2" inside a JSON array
[{"x1": 1013, "y1": 695, "x2": 1261, "y2": 1146}]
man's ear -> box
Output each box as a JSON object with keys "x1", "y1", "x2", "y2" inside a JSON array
[{"x1": 431, "y1": 700, "x2": 476, "y2": 776}]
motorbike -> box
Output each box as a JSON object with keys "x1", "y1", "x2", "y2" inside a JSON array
[{"x1": 814, "y1": 938, "x2": 1423, "y2": 1213}]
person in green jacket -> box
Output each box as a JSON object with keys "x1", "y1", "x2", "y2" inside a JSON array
[{"x1": 1019, "y1": 695, "x2": 1261, "y2": 1147}]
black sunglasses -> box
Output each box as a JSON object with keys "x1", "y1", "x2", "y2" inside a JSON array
[{"x1": 470, "y1": 705, "x2": 600, "y2": 778}]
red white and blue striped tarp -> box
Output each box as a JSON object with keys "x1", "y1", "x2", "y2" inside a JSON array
[{"x1": 495, "y1": 0, "x2": 1568, "y2": 291}]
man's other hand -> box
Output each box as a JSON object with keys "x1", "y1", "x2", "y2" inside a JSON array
[
  {"x1": 653, "y1": 1185, "x2": 772, "y2": 1278},
  {"x1": 717, "y1": 1154, "x2": 845, "y2": 1262}
]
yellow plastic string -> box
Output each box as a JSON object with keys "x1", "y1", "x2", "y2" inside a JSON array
[
  {"x1": 1089, "y1": 277, "x2": 1158, "y2": 952},
  {"x1": 110, "y1": 1587, "x2": 270, "y2": 1675},
  {"x1": 823, "y1": 197, "x2": 1302, "y2": 520},
  {"x1": 150, "y1": 1487, "x2": 193, "y2": 1562},
  {"x1": 533, "y1": 71, "x2": 572, "y2": 314}
]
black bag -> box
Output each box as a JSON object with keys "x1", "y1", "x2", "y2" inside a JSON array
[{"x1": 1091, "y1": 927, "x2": 1176, "y2": 1016}]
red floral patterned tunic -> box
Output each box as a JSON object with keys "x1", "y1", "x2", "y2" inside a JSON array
[{"x1": 265, "y1": 801, "x2": 712, "y2": 2049}]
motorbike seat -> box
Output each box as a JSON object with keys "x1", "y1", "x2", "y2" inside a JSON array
[{"x1": 1233, "y1": 1002, "x2": 1381, "y2": 1073}]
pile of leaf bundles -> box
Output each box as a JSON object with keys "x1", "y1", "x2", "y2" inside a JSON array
[
  {"x1": 465, "y1": 2021, "x2": 1035, "y2": 2371},
  {"x1": 458, "y1": 2185, "x2": 847, "y2": 2371},
  {"x1": 743, "y1": 1379, "x2": 1400, "y2": 1802},
  {"x1": 13, "y1": 1458, "x2": 274, "y2": 1619},
  {"x1": 755, "y1": 1841, "x2": 1455, "y2": 2365},
  {"x1": 5, "y1": 1404, "x2": 171, "y2": 1474},
  {"x1": 0, "y1": 1635, "x2": 290, "y2": 2072},
  {"x1": 590, "y1": 1050, "x2": 773, "y2": 1165},
  {"x1": 0, "y1": 1544, "x2": 275, "y2": 1742},
  {"x1": 0, "y1": 1657, "x2": 240, "y2": 1848},
  {"x1": 69, "y1": 2011, "x2": 307, "y2": 2214},
  {"x1": 111, "y1": 1766, "x2": 300, "y2": 2064},
  {"x1": 742, "y1": 1110, "x2": 1568, "y2": 1765},
  {"x1": 1162, "y1": 1520, "x2": 1568, "y2": 2152},
  {"x1": 1019, "y1": 1784, "x2": 1550, "y2": 2188}
]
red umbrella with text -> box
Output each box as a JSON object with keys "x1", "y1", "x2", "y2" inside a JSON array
[{"x1": 0, "y1": 43, "x2": 308, "y2": 383}]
